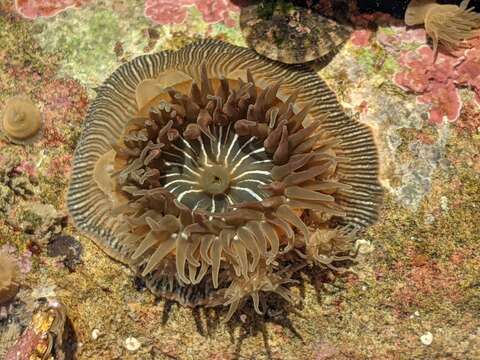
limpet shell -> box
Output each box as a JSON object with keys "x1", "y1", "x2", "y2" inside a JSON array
[{"x1": 240, "y1": 3, "x2": 351, "y2": 64}]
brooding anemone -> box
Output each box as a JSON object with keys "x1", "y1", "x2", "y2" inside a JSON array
[
  {"x1": 68, "y1": 40, "x2": 382, "y2": 320},
  {"x1": 405, "y1": 0, "x2": 480, "y2": 58}
]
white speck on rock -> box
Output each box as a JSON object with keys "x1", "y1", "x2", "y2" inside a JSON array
[
  {"x1": 440, "y1": 196, "x2": 449, "y2": 211},
  {"x1": 425, "y1": 214, "x2": 435, "y2": 225},
  {"x1": 125, "y1": 336, "x2": 141, "y2": 352},
  {"x1": 91, "y1": 329, "x2": 100, "y2": 340},
  {"x1": 420, "y1": 332, "x2": 433, "y2": 345}
]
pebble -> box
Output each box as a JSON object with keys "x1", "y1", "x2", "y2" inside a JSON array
[
  {"x1": 410, "y1": 311, "x2": 420, "y2": 319},
  {"x1": 424, "y1": 214, "x2": 435, "y2": 225},
  {"x1": 124, "y1": 336, "x2": 141, "y2": 352},
  {"x1": 91, "y1": 329, "x2": 100, "y2": 340},
  {"x1": 420, "y1": 332, "x2": 433, "y2": 345},
  {"x1": 440, "y1": 196, "x2": 449, "y2": 212}
]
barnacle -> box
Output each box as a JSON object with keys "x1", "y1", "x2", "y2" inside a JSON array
[
  {"x1": 68, "y1": 40, "x2": 382, "y2": 319},
  {"x1": 405, "y1": 0, "x2": 480, "y2": 57},
  {"x1": 1, "y1": 96, "x2": 42, "y2": 144},
  {"x1": 0, "y1": 252, "x2": 19, "y2": 305}
]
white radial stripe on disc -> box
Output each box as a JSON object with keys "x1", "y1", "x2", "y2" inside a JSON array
[
  {"x1": 230, "y1": 147, "x2": 266, "y2": 174},
  {"x1": 158, "y1": 173, "x2": 180, "y2": 178},
  {"x1": 236, "y1": 179, "x2": 267, "y2": 185},
  {"x1": 251, "y1": 159, "x2": 272, "y2": 165},
  {"x1": 164, "y1": 179, "x2": 197, "y2": 187},
  {"x1": 231, "y1": 137, "x2": 255, "y2": 163},
  {"x1": 170, "y1": 145, "x2": 199, "y2": 166},
  {"x1": 181, "y1": 138, "x2": 199, "y2": 156},
  {"x1": 178, "y1": 189, "x2": 203, "y2": 201},
  {"x1": 216, "y1": 126, "x2": 223, "y2": 162},
  {"x1": 164, "y1": 162, "x2": 201, "y2": 177},
  {"x1": 232, "y1": 170, "x2": 271, "y2": 181},
  {"x1": 230, "y1": 186, "x2": 263, "y2": 201},
  {"x1": 198, "y1": 137, "x2": 210, "y2": 165},
  {"x1": 224, "y1": 134, "x2": 239, "y2": 165}
]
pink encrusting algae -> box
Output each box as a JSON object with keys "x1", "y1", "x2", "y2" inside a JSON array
[
  {"x1": 393, "y1": 42, "x2": 480, "y2": 124},
  {"x1": 14, "y1": 0, "x2": 87, "y2": 19},
  {"x1": 350, "y1": 29, "x2": 373, "y2": 47},
  {"x1": 144, "y1": 0, "x2": 239, "y2": 27}
]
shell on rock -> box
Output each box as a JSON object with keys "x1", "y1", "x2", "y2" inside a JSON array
[
  {"x1": 1, "y1": 96, "x2": 43, "y2": 144},
  {"x1": 4, "y1": 298, "x2": 68, "y2": 360},
  {"x1": 67, "y1": 39, "x2": 382, "y2": 320},
  {"x1": 240, "y1": 2, "x2": 352, "y2": 64}
]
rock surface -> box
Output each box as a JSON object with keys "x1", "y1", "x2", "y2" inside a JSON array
[{"x1": 0, "y1": 1, "x2": 479, "y2": 359}]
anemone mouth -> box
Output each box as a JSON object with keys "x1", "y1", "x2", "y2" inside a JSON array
[
  {"x1": 158, "y1": 116, "x2": 273, "y2": 213},
  {"x1": 67, "y1": 40, "x2": 383, "y2": 320}
]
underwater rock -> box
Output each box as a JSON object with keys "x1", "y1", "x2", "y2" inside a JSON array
[
  {"x1": 11, "y1": 203, "x2": 68, "y2": 244},
  {"x1": 240, "y1": 2, "x2": 351, "y2": 64},
  {"x1": 0, "y1": 323, "x2": 22, "y2": 360},
  {"x1": 4, "y1": 298, "x2": 69, "y2": 360},
  {"x1": 67, "y1": 39, "x2": 382, "y2": 320},
  {"x1": 47, "y1": 235, "x2": 83, "y2": 271},
  {"x1": 0, "y1": 297, "x2": 32, "y2": 360},
  {"x1": 1, "y1": 96, "x2": 42, "y2": 144},
  {"x1": 0, "y1": 157, "x2": 37, "y2": 214}
]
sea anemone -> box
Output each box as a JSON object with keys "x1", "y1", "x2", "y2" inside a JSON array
[
  {"x1": 1, "y1": 96, "x2": 42, "y2": 144},
  {"x1": 405, "y1": 0, "x2": 480, "y2": 58},
  {"x1": 0, "y1": 252, "x2": 19, "y2": 305},
  {"x1": 67, "y1": 39, "x2": 382, "y2": 320}
]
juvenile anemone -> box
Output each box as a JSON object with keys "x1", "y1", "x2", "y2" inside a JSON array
[
  {"x1": 405, "y1": 0, "x2": 480, "y2": 57},
  {"x1": 304, "y1": 227, "x2": 358, "y2": 273},
  {"x1": 0, "y1": 252, "x2": 19, "y2": 305},
  {"x1": 1, "y1": 96, "x2": 42, "y2": 144},
  {"x1": 68, "y1": 40, "x2": 382, "y2": 319}
]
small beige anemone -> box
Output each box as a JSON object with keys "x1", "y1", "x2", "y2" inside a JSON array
[
  {"x1": 405, "y1": 0, "x2": 480, "y2": 58},
  {"x1": 1, "y1": 96, "x2": 42, "y2": 144},
  {"x1": 0, "y1": 252, "x2": 19, "y2": 305}
]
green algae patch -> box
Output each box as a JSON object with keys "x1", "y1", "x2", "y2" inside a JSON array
[
  {"x1": 210, "y1": 21, "x2": 246, "y2": 47},
  {"x1": 35, "y1": 6, "x2": 149, "y2": 87}
]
